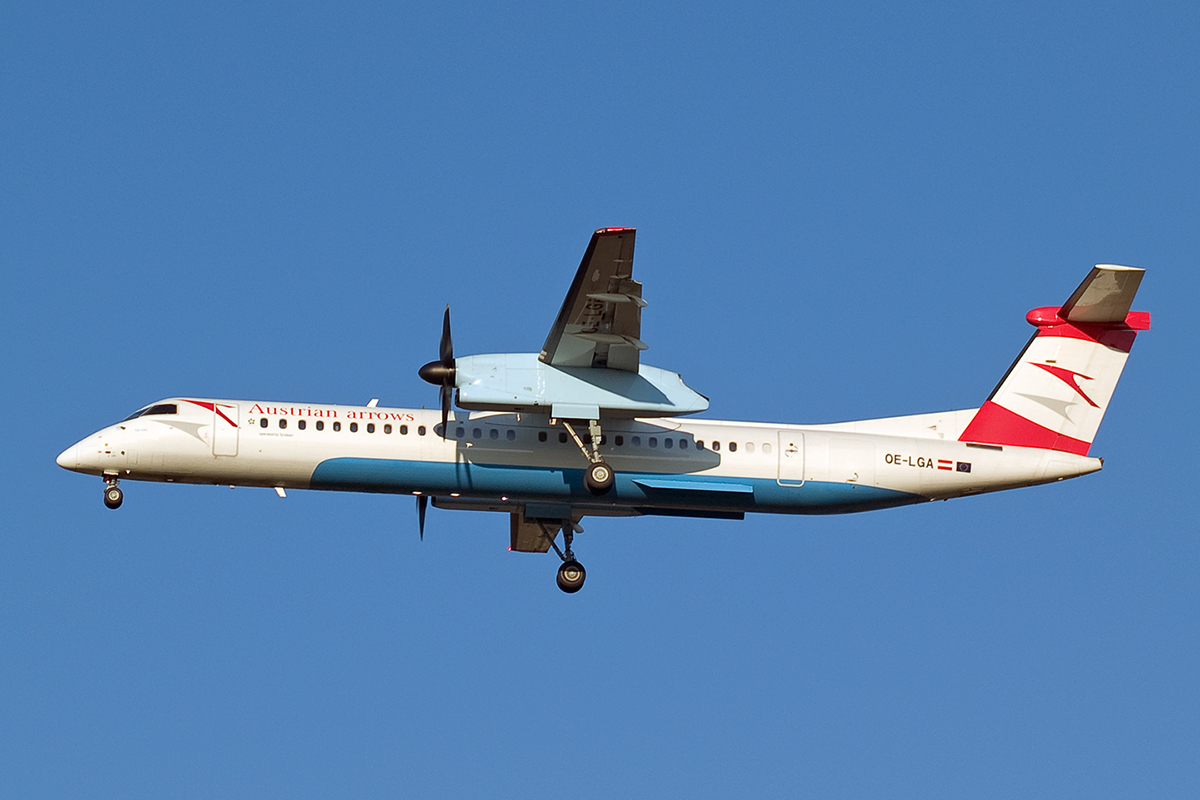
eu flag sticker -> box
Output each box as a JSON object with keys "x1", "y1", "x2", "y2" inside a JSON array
[{"x1": 956, "y1": 462, "x2": 972, "y2": 473}]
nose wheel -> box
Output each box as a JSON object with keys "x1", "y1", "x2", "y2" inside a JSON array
[
  {"x1": 557, "y1": 560, "x2": 586, "y2": 593},
  {"x1": 103, "y1": 478, "x2": 123, "y2": 510}
]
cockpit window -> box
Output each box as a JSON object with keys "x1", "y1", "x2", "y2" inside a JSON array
[
  {"x1": 143, "y1": 404, "x2": 178, "y2": 416},
  {"x1": 121, "y1": 403, "x2": 178, "y2": 421}
]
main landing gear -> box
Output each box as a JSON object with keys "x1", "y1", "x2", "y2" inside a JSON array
[
  {"x1": 103, "y1": 476, "x2": 123, "y2": 510},
  {"x1": 560, "y1": 419, "x2": 615, "y2": 496},
  {"x1": 544, "y1": 521, "x2": 587, "y2": 593},
  {"x1": 585, "y1": 462, "x2": 614, "y2": 496}
]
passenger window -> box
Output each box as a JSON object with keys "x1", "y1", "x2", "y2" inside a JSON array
[
  {"x1": 615, "y1": 435, "x2": 624, "y2": 446},
  {"x1": 490, "y1": 428, "x2": 499, "y2": 440},
  {"x1": 384, "y1": 424, "x2": 392, "y2": 434},
  {"x1": 506, "y1": 429, "x2": 516, "y2": 441},
  {"x1": 260, "y1": 418, "x2": 268, "y2": 428},
  {"x1": 746, "y1": 442, "x2": 754, "y2": 453},
  {"x1": 473, "y1": 427, "x2": 482, "y2": 439},
  {"x1": 280, "y1": 419, "x2": 287, "y2": 429},
  {"x1": 558, "y1": 432, "x2": 568, "y2": 444},
  {"x1": 712, "y1": 441, "x2": 720, "y2": 451},
  {"x1": 763, "y1": 443, "x2": 771, "y2": 454},
  {"x1": 298, "y1": 419, "x2": 306, "y2": 430},
  {"x1": 729, "y1": 441, "x2": 737, "y2": 452},
  {"x1": 679, "y1": 439, "x2": 688, "y2": 449},
  {"x1": 333, "y1": 422, "x2": 342, "y2": 431},
  {"x1": 663, "y1": 438, "x2": 673, "y2": 449},
  {"x1": 350, "y1": 422, "x2": 358, "y2": 433},
  {"x1": 697, "y1": 440, "x2": 705, "y2": 450},
  {"x1": 367, "y1": 423, "x2": 375, "y2": 433},
  {"x1": 538, "y1": 431, "x2": 547, "y2": 442},
  {"x1": 400, "y1": 425, "x2": 408, "y2": 435},
  {"x1": 316, "y1": 420, "x2": 324, "y2": 431},
  {"x1": 456, "y1": 427, "x2": 465, "y2": 438},
  {"x1": 632, "y1": 436, "x2": 641, "y2": 447},
  {"x1": 418, "y1": 426, "x2": 426, "y2": 436}
]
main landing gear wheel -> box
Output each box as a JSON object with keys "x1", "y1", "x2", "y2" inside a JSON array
[
  {"x1": 585, "y1": 461, "x2": 614, "y2": 496},
  {"x1": 561, "y1": 419, "x2": 616, "y2": 496},
  {"x1": 104, "y1": 485, "x2": 123, "y2": 510},
  {"x1": 557, "y1": 560, "x2": 586, "y2": 593}
]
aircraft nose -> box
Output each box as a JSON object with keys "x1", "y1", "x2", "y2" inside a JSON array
[{"x1": 56, "y1": 443, "x2": 78, "y2": 470}]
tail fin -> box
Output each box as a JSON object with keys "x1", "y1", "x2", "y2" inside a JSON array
[{"x1": 959, "y1": 265, "x2": 1150, "y2": 455}]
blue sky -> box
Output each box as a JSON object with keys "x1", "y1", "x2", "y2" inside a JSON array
[{"x1": 3, "y1": 2, "x2": 1197, "y2": 797}]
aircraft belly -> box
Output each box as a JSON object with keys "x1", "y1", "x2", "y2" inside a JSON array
[{"x1": 308, "y1": 456, "x2": 922, "y2": 514}]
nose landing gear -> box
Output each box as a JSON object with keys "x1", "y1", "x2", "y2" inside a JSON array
[{"x1": 103, "y1": 476, "x2": 123, "y2": 510}]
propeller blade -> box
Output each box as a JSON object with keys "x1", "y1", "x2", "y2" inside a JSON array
[
  {"x1": 440, "y1": 383, "x2": 452, "y2": 437},
  {"x1": 439, "y1": 305, "x2": 453, "y2": 366},
  {"x1": 419, "y1": 305, "x2": 457, "y2": 439},
  {"x1": 417, "y1": 494, "x2": 428, "y2": 540}
]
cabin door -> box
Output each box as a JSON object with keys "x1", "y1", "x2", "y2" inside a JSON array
[
  {"x1": 213, "y1": 403, "x2": 239, "y2": 457},
  {"x1": 777, "y1": 432, "x2": 805, "y2": 486}
]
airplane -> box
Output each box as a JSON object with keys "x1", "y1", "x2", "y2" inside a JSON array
[{"x1": 56, "y1": 227, "x2": 1150, "y2": 593}]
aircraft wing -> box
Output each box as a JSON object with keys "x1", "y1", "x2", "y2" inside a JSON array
[{"x1": 540, "y1": 227, "x2": 647, "y2": 372}]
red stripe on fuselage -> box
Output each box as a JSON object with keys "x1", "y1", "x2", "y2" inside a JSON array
[{"x1": 181, "y1": 399, "x2": 239, "y2": 428}]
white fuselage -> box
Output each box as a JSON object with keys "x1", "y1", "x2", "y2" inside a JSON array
[{"x1": 57, "y1": 397, "x2": 1102, "y2": 518}]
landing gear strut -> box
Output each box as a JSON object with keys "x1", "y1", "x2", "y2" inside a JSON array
[
  {"x1": 544, "y1": 521, "x2": 587, "y2": 593},
  {"x1": 103, "y1": 476, "x2": 123, "y2": 510},
  {"x1": 560, "y1": 419, "x2": 615, "y2": 496}
]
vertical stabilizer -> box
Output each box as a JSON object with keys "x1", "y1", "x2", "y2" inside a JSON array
[{"x1": 959, "y1": 265, "x2": 1149, "y2": 455}]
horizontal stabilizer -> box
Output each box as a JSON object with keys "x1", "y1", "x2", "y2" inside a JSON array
[{"x1": 1059, "y1": 264, "x2": 1144, "y2": 323}]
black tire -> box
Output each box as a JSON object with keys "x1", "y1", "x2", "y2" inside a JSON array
[
  {"x1": 556, "y1": 560, "x2": 586, "y2": 593},
  {"x1": 584, "y1": 461, "x2": 614, "y2": 495},
  {"x1": 104, "y1": 486, "x2": 123, "y2": 510}
]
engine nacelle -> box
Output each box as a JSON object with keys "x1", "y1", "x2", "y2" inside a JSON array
[{"x1": 453, "y1": 353, "x2": 708, "y2": 419}]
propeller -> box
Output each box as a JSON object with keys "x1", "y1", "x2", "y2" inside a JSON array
[
  {"x1": 416, "y1": 494, "x2": 428, "y2": 540},
  {"x1": 417, "y1": 306, "x2": 455, "y2": 436}
]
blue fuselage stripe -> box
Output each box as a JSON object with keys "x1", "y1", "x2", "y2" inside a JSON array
[{"x1": 309, "y1": 458, "x2": 923, "y2": 515}]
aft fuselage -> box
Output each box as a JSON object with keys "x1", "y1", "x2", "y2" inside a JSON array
[{"x1": 56, "y1": 397, "x2": 1102, "y2": 518}]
